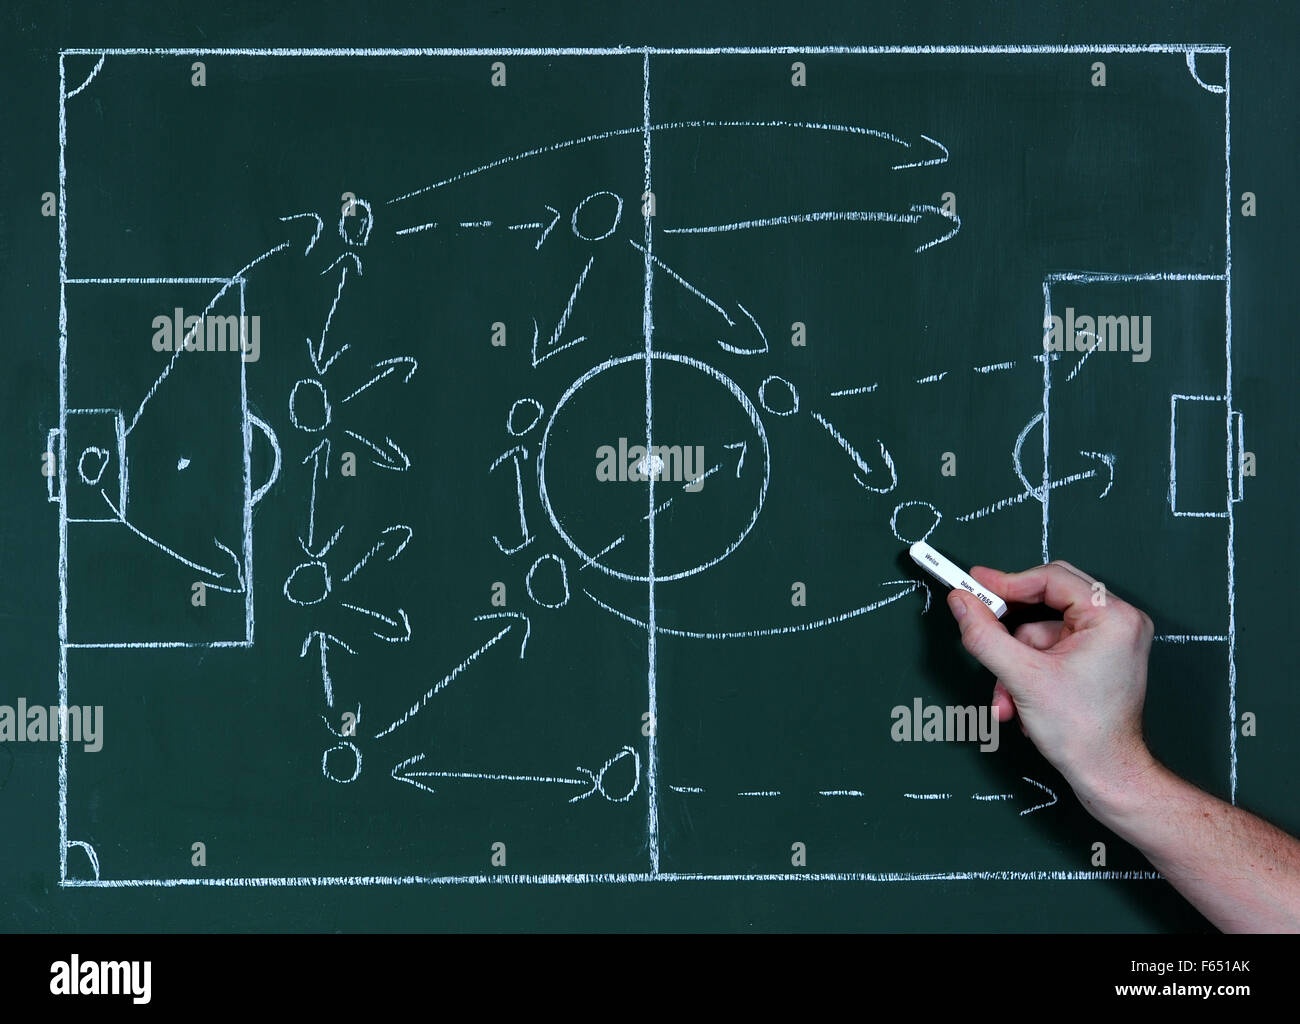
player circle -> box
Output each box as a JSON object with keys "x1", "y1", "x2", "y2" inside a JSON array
[
  {"x1": 77, "y1": 446, "x2": 111, "y2": 485},
  {"x1": 537, "y1": 351, "x2": 770, "y2": 584},
  {"x1": 338, "y1": 197, "x2": 374, "y2": 246},
  {"x1": 284, "y1": 560, "x2": 332, "y2": 605},
  {"x1": 890, "y1": 501, "x2": 942, "y2": 545},
  {"x1": 322, "y1": 741, "x2": 362, "y2": 783},
  {"x1": 289, "y1": 379, "x2": 331, "y2": 433},
  {"x1": 570, "y1": 191, "x2": 623, "y2": 241},
  {"x1": 758, "y1": 375, "x2": 800, "y2": 416},
  {"x1": 507, "y1": 398, "x2": 545, "y2": 437}
]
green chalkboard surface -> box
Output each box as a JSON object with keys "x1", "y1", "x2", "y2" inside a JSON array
[{"x1": 2, "y1": 1, "x2": 1298, "y2": 933}]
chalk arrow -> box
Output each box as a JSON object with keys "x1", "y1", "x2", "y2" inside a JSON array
[
  {"x1": 882, "y1": 577, "x2": 932, "y2": 614},
  {"x1": 308, "y1": 259, "x2": 358, "y2": 375},
  {"x1": 390, "y1": 744, "x2": 636, "y2": 803},
  {"x1": 390, "y1": 753, "x2": 593, "y2": 800},
  {"x1": 373, "y1": 615, "x2": 528, "y2": 739},
  {"x1": 98, "y1": 489, "x2": 246, "y2": 590},
  {"x1": 1079, "y1": 450, "x2": 1116, "y2": 499},
  {"x1": 909, "y1": 203, "x2": 961, "y2": 253},
  {"x1": 341, "y1": 357, "x2": 418, "y2": 404},
  {"x1": 810, "y1": 412, "x2": 898, "y2": 494},
  {"x1": 299, "y1": 439, "x2": 338, "y2": 551},
  {"x1": 343, "y1": 429, "x2": 410, "y2": 471},
  {"x1": 531, "y1": 255, "x2": 595, "y2": 367},
  {"x1": 342, "y1": 525, "x2": 414, "y2": 583},
  {"x1": 472, "y1": 611, "x2": 531, "y2": 658},
  {"x1": 584, "y1": 578, "x2": 922, "y2": 639},
  {"x1": 278, "y1": 211, "x2": 325, "y2": 255},
  {"x1": 715, "y1": 301, "x2": 768, "y2": 356},
  {"x1": 340, "y1": 602, "x2": 411, "y2": 643},
  {"x1": 531, "y1": 204, "x2": 562, "y2": 249},
  {"x1": 660, "y1": 203, "x2": 959, "y2": 255},
  {"x1": 203, "y1": 540, "x2": 246, "y2": 594},
  {"x1": 956, "y1": 451, "x2": 1115, "y2": 522},
  {"x1": 391, "y1": 754, "x2": 440, "y2": 795},
  {"x1": 1019, "y1": 776, "x2": 1059, "y2": 816},
  {"x1": 890, "y1": 133, "x2": 950, "y2": 171},
  {"x1": 628, "y1": 239, "x2": 770, "y2": 356},
  {"x1": 300, "y1": 631, "x2": 356, "y2": 707}
]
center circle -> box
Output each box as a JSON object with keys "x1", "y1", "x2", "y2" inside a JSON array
[{"x1": 537, "y1": 352, "x2": 770, "y2": 583}]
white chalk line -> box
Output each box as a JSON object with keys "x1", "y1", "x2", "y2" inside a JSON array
[
  {"x1": 278, "y1": 211, "x2": 323, "y2": 253},
  {"x1": 550, "y1": 255, "x2": 596, "y2": 351},
  {"x1": 66, "y1": 46, "x2": 1226, "y2": 56},
  {"x1": 578, "y1": 533, "x2": 626, "y2": 573},
  {"x1": 55, "y1": 43, "x2": 1235, "y2": 884},
  {"x1": 642, "y1": 51, "x2": 660, "y2": 876},
  {"x1": 125, "y1": 245, "x2": 287, "y2": 436},
  {"x1": 98, "y1": 489, "x2": 240, "y2": 585},
  {"x1": 583, "y1": 580, "x2": 922, "y2": 639},
  {"x1": 343, "y1": 429, "x2": 410, "y2": 471},
  {"x1": 955, "y1": 468, "x2": 1098, "y2": 522},
  {"x1": 342, "y1": 525, "x2": 413, "y2": 582},
  {"x1": 1186, "y1": 51, "x2": 1226, "y2": 94},
  {"x1": 388, "y1": 118, "x2": 916, "y2": 204},
  {"x1": 892, "y1": 133, "x2": 948, "y2": 170},
  {"x1": 810, "y1": 412, "x2": 897, "y2": 493},
  {"x1": 340, "y1": 602, "x2": 411, "y2": 642},
  {"x1": 1226, "y1": 50, "x2": 1237, "y2": 803},
  {"x1": 64, "y1": 54, "x2": 105, "y2": 98},
  {"x1": 663, "y1": 209, "x2": 920, "y2": 234},
  {"x1": 59, "y1": 868, "x2": 1165, "y2": 888},
  {"x1": 373, "y1": 624, "x2": 513, "y2": 739},
  {"x1": 1020, "y1": 776, "x2": 1058, "y2": 816},
  {"x1": 629, "y1": 238, "x2": 733, "y2": 325}
]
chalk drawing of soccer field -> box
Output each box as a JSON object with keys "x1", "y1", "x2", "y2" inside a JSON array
[{"x1": 51, "y1": 45, "x2": 1240, "y2": 887}]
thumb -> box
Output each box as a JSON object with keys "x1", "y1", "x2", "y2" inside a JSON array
[{"x1": 946, "y1": 590, "x2": 1039, "y2": 683}]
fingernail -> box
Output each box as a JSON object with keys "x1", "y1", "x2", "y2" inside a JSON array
[{"x1": 948, "y1": 592, "x2": 967, "y2": 620}]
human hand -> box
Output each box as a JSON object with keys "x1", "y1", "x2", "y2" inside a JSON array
[{"x1": 945, "y1": 560, "x2": 1159, "y2": 803}]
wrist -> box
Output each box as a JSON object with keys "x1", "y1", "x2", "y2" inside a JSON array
[{"x1": 1067, "y1": 742, "x2": 1167, "y2": 826}]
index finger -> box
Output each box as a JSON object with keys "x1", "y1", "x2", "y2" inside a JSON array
[{"x1": 969, "y1": 562, "x2": 1104, "y2": 627}]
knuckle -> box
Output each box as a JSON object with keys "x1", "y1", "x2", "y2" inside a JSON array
[{"x1": 960, "y1": 623, "x2": 988, "y2": 657}]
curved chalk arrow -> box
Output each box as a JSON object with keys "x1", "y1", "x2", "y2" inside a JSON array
[{"x1": 583, "y1": 579, "x2": 923, "y2": 639}]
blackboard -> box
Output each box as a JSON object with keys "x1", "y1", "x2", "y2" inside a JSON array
[{"x1": 2, "y1": 0, "x2": 1298, "y2": 933}]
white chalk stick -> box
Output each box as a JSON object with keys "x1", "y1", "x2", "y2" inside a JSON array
[{"x1": 908, "y1": 541, "x2": 1007, "y2": 618}]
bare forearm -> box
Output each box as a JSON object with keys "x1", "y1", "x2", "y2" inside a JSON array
[{"x1": 1077, "y1": 761, "x2": 1300, "y2": 933}]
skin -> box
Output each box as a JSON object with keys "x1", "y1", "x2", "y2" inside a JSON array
[{"x1": 946, "y1": 560, "x2": 1300, "y2": 933}]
